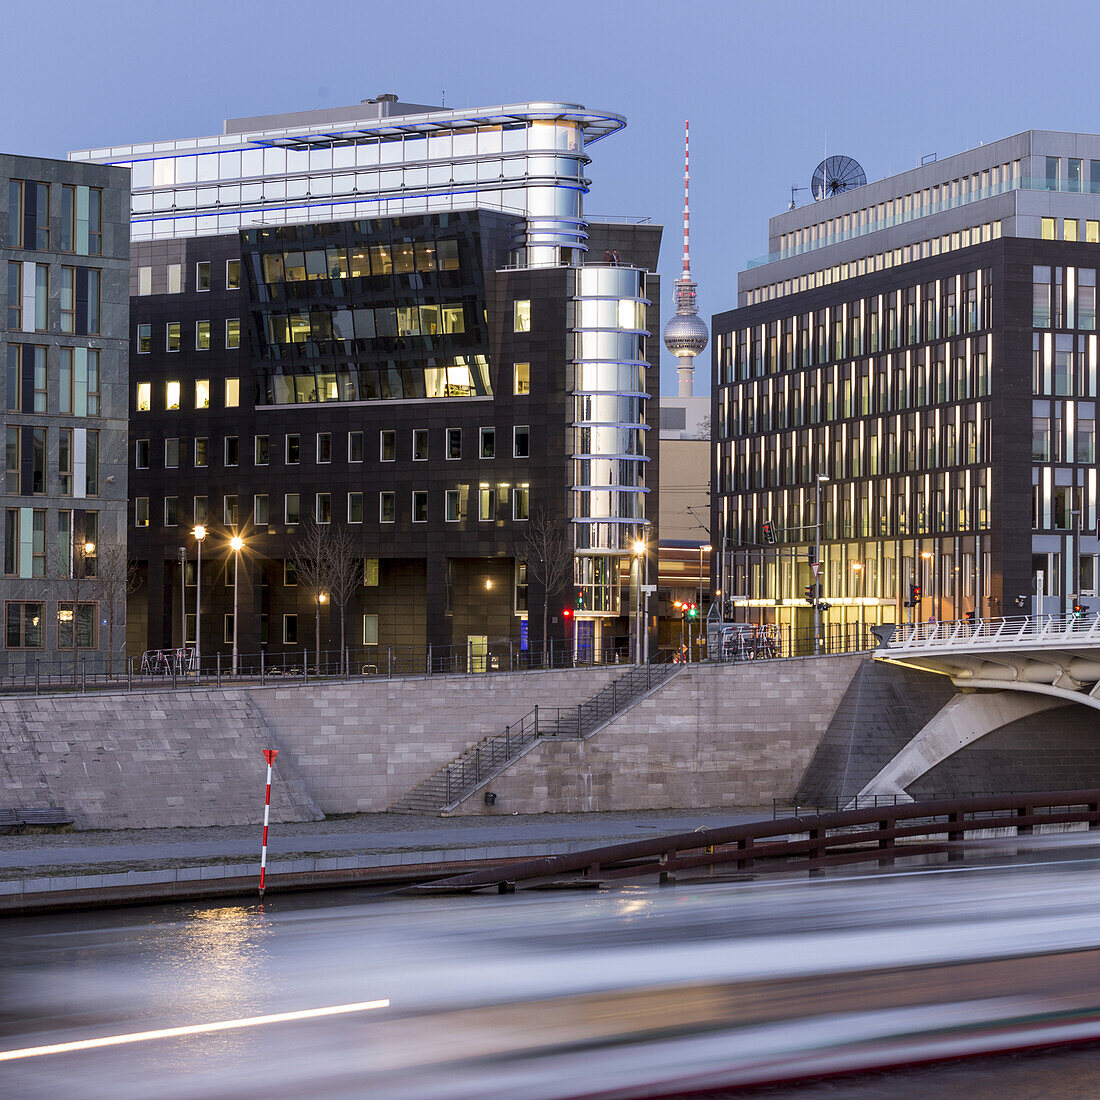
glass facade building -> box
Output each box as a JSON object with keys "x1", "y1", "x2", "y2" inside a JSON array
[
  {"x1": 71, "y1": 97, "x2": 661, "y2": 661},
  {"x1": 713, "y1": 131, "x2": 1100, "y2": 643}
]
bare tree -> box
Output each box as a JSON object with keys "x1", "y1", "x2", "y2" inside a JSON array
[
  {"x1": 517, "y1": 507, "x2": 574, "y2": 666},
  {"x1": 288, "y1": 515, "x2": 332, "y2": 672},
  {"x1": 97, "y1": 540, "x2": 141, "y2": 678},
  {"x1": 53, "y1": 539, "x2": 98, "y2": 685},
  {"x1": 325, "y1": 523, "x2": 361, "y2": 676}
]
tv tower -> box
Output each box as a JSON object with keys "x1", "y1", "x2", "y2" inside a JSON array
[{"x1": 662, "y1": 119, "x2": 708, "y2": 397}]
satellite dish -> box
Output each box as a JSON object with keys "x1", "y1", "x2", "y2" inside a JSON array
[{"x1": 811, "y1": 155, "x2": 867, "y2": 200}]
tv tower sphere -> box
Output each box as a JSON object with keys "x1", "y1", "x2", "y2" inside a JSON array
[{"x1": 662, "y1": 120, "x2": 708, "y2": 397}]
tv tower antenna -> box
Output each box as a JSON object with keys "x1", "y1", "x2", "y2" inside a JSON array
[{"x1": 662, "y1": 120, "x2": 708, "y2": 397}]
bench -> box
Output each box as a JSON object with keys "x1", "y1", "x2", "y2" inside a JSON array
[{"x1": 0, "y1": 808, "x2": 75, "y2": 834}]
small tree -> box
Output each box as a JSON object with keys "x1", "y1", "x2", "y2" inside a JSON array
[
  {"x1": 517, "y1": 507, "x2": 574, "y2": 666},
  {"x1": 53, "y1": 539, "x2": 98, "y2": 685},
  {"x1": 289, "y1": 515, "x2": 332, "y2": 672},
  {"x1": 97, "y1": 540, "x2": 141, "y2": 679},
  {"x1": 325, "y1": 523, "x2": 361, "y2": 676}
]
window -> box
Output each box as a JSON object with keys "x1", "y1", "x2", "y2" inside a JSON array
[
  {"x1": 6, "y1": 601, "x2": 44, "y2": 649},
  {"x1": 193, "y1": 496, "x2": 208, "y2": 524},
  {"x1": 225, "y1": 436, "x2": 239, "y2": 466},
  {"x1": 285, "y1": 493, "x2": 300, "y2": 524},
  {"x1": 479, "y1": 486, "x2": 495, "y2": 521},
  {"x1": 135, "y1": 439, "x2": 150, "y2": 469},
  {"x1": 164, "y1": 496, "x2": 179, "y2": 525},
  {"x1": 196, "y1": 261, "x2": 211, "y2": 291},
  {"x1": 513, "y1": 300, "x2": 531, "y2": 332},
  {"x1": 195, "y1": 379, "x2": 210, "y2": 408},
  {"x1": 1069, "y1": 159, "x2": 1083, "y2": 193},
  {"x1": 513, "y1": 426, "x2": 530, "y2": 458},
  {"x1": 60, "y1": 184, "x2": 102, "y2": 255},
  {"x1": 84, "y1": 430, "x2": 97, "y2": 496},
  {"x1": 316, "y1": 493, "x2": 331, "y2": 523},
  {"x1": 226, "y1": 318, "x2": 240, "y2": 348},
  {"x1": 513, "y1": 485, "x2": 530, "y2": 520},
  {"x1": 412, "y1": 491, "x2": 428, "y2": 522},
  {"x1": 137, "y1": 323, "x2": 151, "y2": 353},
  {"x1": 255, "y1": 435, "x2": 269, "y2": 464},
  {"x1": 194, "y1": 437, "x2": 208, "y2": 467},
  {"x1": 515, "y1": 561, "x2": 528, "y2": 613},
  {"x1": 380, "y1": 430, "x2": 396, "y2": 461},
  {"x1": 165, "y1": 438, "x2": 180, "y2": 468},
  {"x1": 4, "y1": 427, "x2": 18, "y2": 494},
  {"x1": 254, "y1": 494, "x2": 269, "y2": 525},
  {"x1": 363, "y1": 558, "x2": 379, "y2": 586},
  {"x1": 196, "y1": 320, "x2": 211, "y2": 350},
  {"x1": 1065, "y1": 219, "x2": 1079, "y2": 242},
  {"x1": 446, "y1": 427, "x2": 461, "y2": 459},
  {"x1": 348, "y1": 492, "x2": 363, "y2": 523},
  {"x1": 1046, "y1": 157, "x2": 1060, "y2": 190},
  {"x1": 283, "y1": 560, "x2": 297, "y2": 586},
  {"x1": 1042, "y1": 217, "x2": 1056, "y2": 240},
  {"x1": 445, "y1": 489, "x2": 460, "y2": 521},
  {"x1": 480, "y1": 427, "x2": 495, "y2": 459},
  {"x1": 8, "y1": 181, "x2": 49, "y2": 249},
  {"x1": 223, "y1": 614, "x2": 234, "y2": 644},
  {"x1": 29, "y1": 428, "x2": 46, "y2": 494},
  {"x1": 137, "y1": 267, "x2": 152, "y2": 295},
  {"x1": 413, "y1": 428, "x2": 428, "y2": 460},
  {"x1": 285, "y1": 434, "x2": 300, "y2": 463},
  {"x1": 317, "y1": 433, "x2": 332, "y2": 463},
  {"x1": 362, "y1": 614, "x2": 379, "y2": 646},
  {"x1": 135, "y1": 497, "x2": 149, "y2": 527},
  {"x1": 166, "y1": 380, "x2": 180, "y2": 409},
  {"x1": 514, "y1": 363, "x2": 530, "y2": 395},
  {"x1": 137, "y1": 382, "x2": 151, "y2": 411},
  {"x1": 380, "y1": 491, "x2": 395, "y2": 522},
  {"x1": 57, "y1": 603, "x2": 96, "y2": 650},
  {"x1": 58, "y1": 347, "x2": 97, "y2": 417},
  {"x1": 225, "y1": 378, "x2": 240, "y2": 407},
  {"x1": 226, "y1": 259, "x2": 241, "y2": 289},
  {"x1": 349, "y1": 431, "x2": 363, "y2": 462},
  {"x1": 224, "y1": 495, "x2": 239, "y2": 525},
  {"x1": 167, "y1": 264, "x2": 182, "y2": 293},
  {"x1": 167, "y1": 322, "x2": 181, "y2": 351},
  {"x1": 283, "y1": 614, "x2": 298, "y2": 645}
]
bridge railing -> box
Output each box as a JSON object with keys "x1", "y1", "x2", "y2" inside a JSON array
[{"x1": 885, "y1": 612, "x2": 1100, "y2": 651}]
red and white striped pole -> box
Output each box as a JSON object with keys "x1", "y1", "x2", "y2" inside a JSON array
[{"x1": 259, "y1": 749, "x2": 278, "y2": 898}]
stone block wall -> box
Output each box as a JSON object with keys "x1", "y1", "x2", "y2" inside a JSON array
[{"x1": 447, "y1": 656, "x2": 863, "y2": 815}]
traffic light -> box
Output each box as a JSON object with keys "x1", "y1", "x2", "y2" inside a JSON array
[
  {"x1": 575, "y1": 590, "x2": 586, "y2": 611},
  {"x1": 687, "y1": 603, "x2": 698, "y2": 620},
  {"x1": 1074, "y1": 602, "x2": 1087, "y2": 619},
  {"x1": 562, "y1": 607, "x2": 572, "y2": 620},
  {"x1": 762, "y1": 521, "x2": 777, "y2": 544},
  {"x1": 804, "y1": 585, "x2": 815, "y2": 605},
  {"x1": 906, "y1": 584, "x2": 922, "y2": 607}
]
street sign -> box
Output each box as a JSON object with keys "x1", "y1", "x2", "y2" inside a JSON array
[
  {"x1": 811, "y1": 563, "x2": 821, "y2": 578},
  {"x1": 641, "y1": 584, "x2": 656, "y2": 594}
]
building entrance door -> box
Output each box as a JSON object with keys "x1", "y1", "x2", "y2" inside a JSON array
[
  {"x1": 576, "y1": 619, "x2": 595, "y2": 664},
  {"x1": 467, "y1": 634, "x2": 488, "y2": 673}
]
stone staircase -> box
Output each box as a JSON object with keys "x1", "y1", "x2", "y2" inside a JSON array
[{"x1": 390, "y1": 659, "x2": 681, "y2": 814}]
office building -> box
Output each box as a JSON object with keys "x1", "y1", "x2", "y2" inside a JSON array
[
  {"x1": 2, "y1": 153, "x2": 130, "y2": 675},
  {"x1": 70, "y1": 97, "x2": 661, "y2": 663},
  {"x1": 713, "y1": 131, "x2": 1100, "y2": 640}
]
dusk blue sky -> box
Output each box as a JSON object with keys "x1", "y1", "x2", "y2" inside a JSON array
[{"x1": 5, "y1": 0, "x2": 1099, "y2": 393}]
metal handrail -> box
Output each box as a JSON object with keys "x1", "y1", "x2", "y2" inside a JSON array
[{"x1": 886, "y1": 613, "x2": 1100, "y2": 652}]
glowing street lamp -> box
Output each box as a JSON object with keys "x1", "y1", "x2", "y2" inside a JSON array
[
  {"x1": 230, "y1": 534, "x2": 244, "y2": 674},
  {"x1": 192, "y1": 525, "x2": 206, "y2": 674},
  {"x1": 633, "y1": 539, "x2": 648, "y2": 665}
]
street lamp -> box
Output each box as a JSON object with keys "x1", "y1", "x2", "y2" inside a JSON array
[
  {"x1": 178, "y1": 546, "x2": 187, "y2": 652},
  {"x1": 920, "y1": 550, "x2": 933, "y2": 622},
  {"x1": 632, "y1": 538, "x2": 647, "y2": 665},
  {"x1": 814, "y1": 476, "x2": 829, "y2": 655},
  {"x1": 192, "y1": 525, "x2": 206, "y2": 676},
  {"x1": 851, "y1": 561, "x2": 864, "y2": 646},
  {"x1": 316, "y1": 591, "x2": 328, "y2": 674},
  {"x1": 230, "y1": 535, "x2": 244, "y2": 675}
]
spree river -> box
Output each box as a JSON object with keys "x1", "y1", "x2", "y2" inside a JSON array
[{"x1": 5, "y1": 836, "x2": 1100, "y2": 1098}]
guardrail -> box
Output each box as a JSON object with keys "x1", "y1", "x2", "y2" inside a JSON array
[
  {"x1": 412, "y1": 789, "x2": 1100, "y2": 892},
  {"x1": 885, "y1": 613, "x2": 1100, "y2": 651}
]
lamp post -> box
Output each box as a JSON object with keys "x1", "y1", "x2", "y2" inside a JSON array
[
  {"x1": 814, "y1": 475, "x2": 829, "y2": 655},
  {"x1": 920, "y1": 550, "x2": 933, "y2": 621},
  {"x1": 178, "y1": 546, "x2": 187, "y2": 652},
  {"x1": 316, "y1": 591, "x2": 328, "y2": 674},
  {"x1": 1071, "y1": 508, "x2": 1081, "y2": 617},
  {"x1": 230, "y1": 535, "x2": 243, "y2": 675},
  {"x1": 851, "y1": 561, "x2": 864, "y2": 647},
  {"x1": 632, "y1": 539, "x2": 645, "y2": 664},
  {"x1": 192, "y1": 525, "x2": 205, "y2": 676}
]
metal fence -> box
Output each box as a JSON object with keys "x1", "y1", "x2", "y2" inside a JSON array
[{"x1": 707, "y1": 622, "x2": 874, "y2": 663}]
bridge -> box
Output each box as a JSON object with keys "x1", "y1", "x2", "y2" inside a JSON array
[{"x1": 862, "y1": 615, "x2": 1100, "y2": 800}]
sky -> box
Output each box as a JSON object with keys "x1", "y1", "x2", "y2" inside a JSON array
[{"x1": 6, "y1": 0, "x2": 1100, "y2": 394}]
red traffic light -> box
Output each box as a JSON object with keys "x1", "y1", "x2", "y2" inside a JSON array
[{"x1": 563, "y1": 607, "x2": 572, "y2": 618}]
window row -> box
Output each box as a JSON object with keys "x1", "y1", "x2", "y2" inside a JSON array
[
  {"x1": 7, "y1": 262, "x2": 102, "y2": 334},
  {"x1": 6, "y1": 345, "x2": 101, "y2": 416},
  {"x1": 1032, "y1": 265, "x2": 1098, "y2": 329},
  {"x1": 258, "y1": 302, "x2": 466, "y2": 345},
  {"x1": 7, "y1": 180, "x2": 103, "y2": 254},
  {"x1": 135, "y1": 426, "x2": 530, "y2": 469},
  {"x1": 1039, "y1": 218, "x2": 1100, "y2": 244},
  {"x1": 137, "y1": 486, "x2": 532, "y2": 528},
  {"x1": 1032, "y1": 404, "x2": 1098, "y2": 464},
  {"x1": 4, "y1": 508, "x2": 98, "y2": 578},
  {"x1": 135, "y1": 259, "x2": 240, "y2": 296},
  {"x1": 5, "y1": 426, "x2": 101, "y2": 496},
  {"x1": 1032, "y1": 333, "x2": 1100, "y2": 397},
  {"x1": 135, "y1": 378, "x2": 239, "y2": 411},
  {"x1": 137, "y1": 319, "x2": 240, "y2": 353},
  {"x1": 1031, "y1": 475, "x2": 1100, "y2": 533},
  {"x1": 258, "y1": 240, "x2": 459, "y2": 284},
  {"x1": 5, "y1": 601, "x2": 98, "y2": 649}
]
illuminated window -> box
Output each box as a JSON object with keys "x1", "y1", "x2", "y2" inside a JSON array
[
  {"x1": 195, "y1": 379, "x2": 210, "y2": 408},
  {"x1": 165, "y1": 380, "x2": 180, "y2": 410},
  {"x1": 1041, "y1": 217, "x2": 1056, "y2": 240},
  {"x1": 166, "y1": 322, "x2": 181, "y2": 351},
  {"x1": 513, "y1": 300, "x2": 531, "y2": 332},
  {"x1": 1088, "y1": 221, "x2": 1100, "y2": 244},
  {"x1": 513, "y1": 363, "x2": 530, "y2": 395},
  {"x1": 1064, "y1": 219, "x2": 1079, "y2": 242},
  {"x1": 196, "y1": 320, "x2": 211, "y2": 349},
  {"x1": 226, "y1": 318, "x2": 240, "y2": 348},
  {"x1": 225, "y1": 378, "x2": 239, "y2": 407},
  {"x1": 363, "y1": 614, "x2": 379, "y2": 645},
  {"x1": 226, "y1": 259, "x2": 241, "y2": 289}
]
